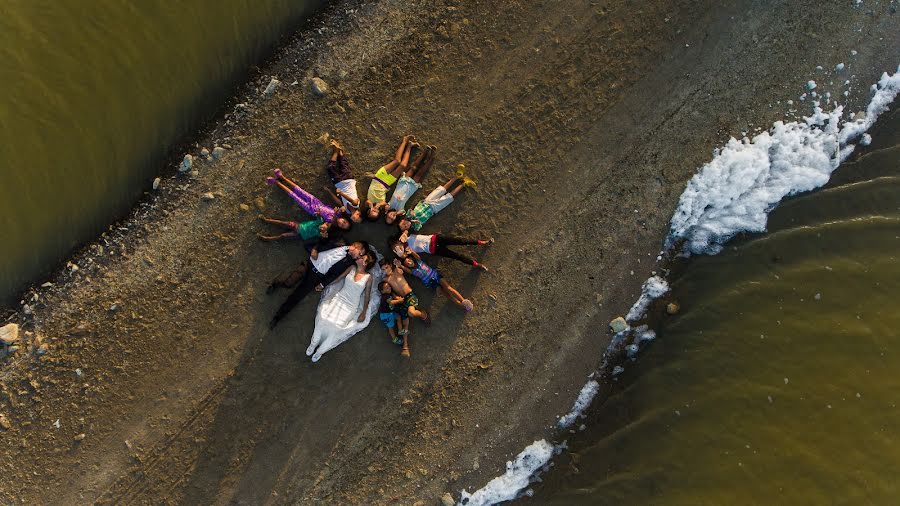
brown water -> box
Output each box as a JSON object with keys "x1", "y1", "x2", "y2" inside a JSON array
[
  {"x1": 531, "y1": 109, "x2": 900, "y2": 504},
  {"x1": 0, "y1": 0, "x2": 322, "y2": 304}
]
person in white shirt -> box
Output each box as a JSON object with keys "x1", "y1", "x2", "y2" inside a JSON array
[{"x1": 321, "y1": 139, "x2": 363, "y2": 223}]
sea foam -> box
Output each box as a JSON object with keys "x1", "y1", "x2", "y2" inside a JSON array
[
  {"x1": 460, "y1": 66, "x2": 900, "y2": 506},
  {"x1": 667, "y1": 67, "x2": 900, "y2": 255},
  {"x1": 458, "y1": 440, "x2": 556, "y2": 506}
]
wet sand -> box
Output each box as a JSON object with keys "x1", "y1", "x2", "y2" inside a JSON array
[{"x1": 1, "y1": 0, "x2": 898, "y2": 504}]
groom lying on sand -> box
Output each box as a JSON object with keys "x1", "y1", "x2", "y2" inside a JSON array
[{"x1": 269, "y1": 240, "x2": 370, "y2": 329}]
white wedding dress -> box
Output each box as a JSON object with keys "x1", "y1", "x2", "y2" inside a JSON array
[{"x1": 307, "y1": 262, "x2": 383, "y2": 362}]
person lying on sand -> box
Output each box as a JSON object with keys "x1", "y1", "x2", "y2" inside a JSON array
[
  {"x1": 321, "y1": 139, "x2": 363, "y2": 223},
  {"x1": 381, "y1": 258, "x2": 430, "y2": 357},
  {"x1": 377, "y1": 281, "x2": 405, "y2": 347},
  {"x1": 365, "y1": 135, "x2": 414, "y2": 221},
  {"x1": 384, "y1": 144, "x2": 436, "y2": 225},
  {"x1": 399, "y1": 250, "x2": 473, "y2": 312},
  {"x1": 397, "y1": 166, "x2": 474, "y2": 232},
  {"x1": 256, "y1": 214, "x2": 329, "y2": 242},
  {"x1": 265, "y1": 235, "x2": 346, "y2": 294},
  {"x1": 266, "y1": 168, "x2": 353, "y2": 231},
  {"x1": 269, "y1": 240, "x2": 369, "y2": 329},
  {"x1": 392, "y1": 232, "x2": 492, "y2": 271}
]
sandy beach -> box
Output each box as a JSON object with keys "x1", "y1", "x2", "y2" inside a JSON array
[{"x1": 1, "y1": 0, "x2": 898, "y2": 504}]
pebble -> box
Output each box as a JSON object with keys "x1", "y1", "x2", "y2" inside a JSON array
[
  {"x1": 200, "y1": 147, "x2": 211, "y2": 160},
  {"x1": 36, "y1": 343, "x2": 49, "y2": 356},
  {"x1": 609, "y1": 317, "x2": 628, "y2": 333},
  {"x1": 310, "y1": 77, "x2": 329, "y2": 97},
  {"x1": 254, "y1": 196, "x2": 266, "y2": 210},
  {"x1": 666, "y1": 302, "x2": 680, "y2": 315},
  {"x1": 0, "y1": 414, "x2": 11, "y2": 431},
  {"x1": 441, "y1": 493, "x2": 455, "y2": 506},
  {"x1": 201, "y1": 192, "x2": 216, "y2": 201},
  {"x1": 212, "y1": 146, "x2": 226, "y2": 160},
  {"x1": 0, "y1": 323, "x2": 19, "y2": 345},
  {"x1": 179, "y1": 154, "x2": 193, "y2": 173},
  {"x1": 332, "y1": 103, "x2": 346, "y2": 114},
  {"x1": 239, "y1": 203, "x2": 251, "y2": 212},
  {"x1": 152, "y1": 177, "x2": 161, "y2": 190},
  {"x1": 263, "y1": 77, "x2": 281, "y2": 98},
  {"x1": 73, "y1": 433, "x2": 86, "y2": 442}
]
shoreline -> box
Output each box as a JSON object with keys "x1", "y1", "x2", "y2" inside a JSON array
[{"x1": 1, "y1": 0, "x2": 898, "y2": 504}]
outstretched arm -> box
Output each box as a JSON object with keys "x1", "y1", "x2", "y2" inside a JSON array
[
  {"x1": 323, "y1": 186, "x2": 342, "y2": 206},
  {"x1": 336, "y1": 189, "x2": 360, "y2": 207},
  {"x1": 358, "y1": 277, "x2": 373, "y2": 322},
  {"x1": 317, "y1": 257, "x2": 354, "y2": 290}
]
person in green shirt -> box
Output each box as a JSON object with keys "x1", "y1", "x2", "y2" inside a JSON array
[{"x1": 257, "y1": 214, "x2": 329, "y2": 242}]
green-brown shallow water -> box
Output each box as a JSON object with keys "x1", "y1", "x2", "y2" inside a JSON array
[
  {"x1": 0, "y1": 0, "x2": 322, "y2": 304},
  {"x1": 531, "y1": 109, "x2": 900, "y2": 505}
]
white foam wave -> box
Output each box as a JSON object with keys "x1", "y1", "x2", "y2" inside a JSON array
[
  {"x1": 625, "y1": 276, "x2": 669, "y2": 322},
  {"x1": 557, "y1": 380, "x2": 600, "y2": 428},
  {"x1": 667, "y1": 67, "x2": 900, "y2": 255},
  {"x1": 461, "y1": 66, "x2": 900, "y2": 506},
  {"x1": 458, "y1": 440, "x2": 556, "y2": 506}
]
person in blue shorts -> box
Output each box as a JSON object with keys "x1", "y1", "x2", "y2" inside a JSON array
[
  {"x1": 399, "y1": 251, "x2": 473, "y2": 312},
  {"x1": 378, "y1": 281, "x2": 405, "y2": 347}
]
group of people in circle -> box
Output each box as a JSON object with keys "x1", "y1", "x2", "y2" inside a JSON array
[{"x1": 259, "y1": 136, "x2": 491, "y2": 359}]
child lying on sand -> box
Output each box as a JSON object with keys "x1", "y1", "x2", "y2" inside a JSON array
[
  {"x1": 256, "y1": 215, "x2": 329, "y2": 242},
  {"x1": 365, "y1": 135, "x2": 414, "y2": 221},
  {"x1": 397, "y1": 166, "x2": 474, "y2": 232},
  {"x1": 400, "y1": 251, "x2": 473, "y2": 312},
  {"x1": 377, "y1": 281, "x2": 406, "y2": 348},
  {"x1": 321, "y1": 139, "x2": 363, "y2": 224},
  {"x1": 266, "y1": 168, "x2": 353, "y2": 231},
  {"x1": 384, "y1": 144, "x2": 436, "y2": 225},
  {"x1": 380, "y1": 258, "x2": 430, "y2": 357}
]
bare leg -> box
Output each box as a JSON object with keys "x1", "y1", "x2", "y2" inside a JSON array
[
  {"x1": 276, "y1": 170, "x2": 303, "y2": 190},
  {"x1": 439, "y1": 279, "x2": 465, "y2": 306},
  {"x1": 394, "y1": 135, "x2": 411, "y2": 163},
  {"x1": 405, "y1": 144, "x2": 427, "y2": 178},
  {"x1": 401, "y1": 330, "x2": 410, "y2": 357},
  {"x1": 389, "y1": 142, "x2": 413, "y2": 178},
  {"x1": 413, "y1": 146, "x2": 436, "y2": 183},
  {"x1": 257, "y1": 232, "x2": 297, "y2": 242},
  {"x1": 388, "y1": 326, "x2": 398, "y2": 344},
  {"x1": 259, "y1": 215, "x2": 295, "y2": 229},
  {"x1": 407, "y1": 306, "x2": 429, "y2": 323}
]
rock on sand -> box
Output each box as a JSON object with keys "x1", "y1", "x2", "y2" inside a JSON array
[
  {"x1": 310, "y1": 77, "x2": 329, "y2": 97},
  {"x1": 609, "y1": 317, "x2": 628, "y2": 333},
  {"x1": 0, "y1": 323, "x2": 19, "y2": 345},
  {"x1": 179, "y1": 154, "x2": 193, "y2": 173},
  {"x1": 263, "y1": 77, "x2": 281, "y2": 98}
]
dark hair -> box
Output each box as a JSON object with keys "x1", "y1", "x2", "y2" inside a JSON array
[
  {"x1": 379, "y1": 258, "x2": 391, "y2": 268},
  {"x1": 378, "y1": 280, "x2": 391, "y2": 291},
  {"x1": 335, "y1": 216, "x2": 353, "y2": 231},
  {"x1": 366, "y1": 206, "x2": 382, "y2": 221},
  {"x1": 365, "y1": 254, "x2": 376, "y2": 271}
]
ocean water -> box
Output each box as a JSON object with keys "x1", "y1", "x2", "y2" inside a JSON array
[
  {"x1": 529, "y1": 108, "x2": 900, "y2": 504},
  {"x1": 0, "y1": 0, "x2": 322, "y2": 304}
]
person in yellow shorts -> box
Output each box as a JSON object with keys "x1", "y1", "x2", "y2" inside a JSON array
[{"x1": 365, "y1": 135, "x2": 414, "y2": 221}]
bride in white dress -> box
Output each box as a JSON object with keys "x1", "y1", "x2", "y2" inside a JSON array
[{"x1": 307, "y1": 252, "x2": 383, "y2": 362}]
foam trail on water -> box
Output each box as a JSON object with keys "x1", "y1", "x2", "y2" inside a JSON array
[
  {"x1": 667, "y1": 67, "x2": 900, "y2": 255},
  {"x1": 626, "y1": 276, "x2": 669, "y2": 322},
  {"x1": 460, "y1": 66, "x2": 899, "y2": 506},
  {"x1": 557, "y1": 380, "x2": 600, "y2": 428},
  {"x1": 458, "y1": 440, "x2": 556, "y2": 506}
]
